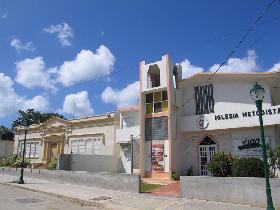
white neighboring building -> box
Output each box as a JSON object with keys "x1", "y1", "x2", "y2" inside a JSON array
[
  {"x1": 116, "y1": 106, "x2": 140, "y2": 174},
  {"x1": 13, "y1": 112, "x2": 121, "y2": 169}
]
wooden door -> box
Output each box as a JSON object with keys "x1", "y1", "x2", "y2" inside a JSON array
[{"x1": 50, "y1": 142, "x2": 58, "y2": 162}]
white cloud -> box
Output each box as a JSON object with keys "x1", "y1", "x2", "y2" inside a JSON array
[
  {"x1": 101, "y1": 81, "x2": 140, "y2": 108},
  {"x1": 61, "y1": 91, "x2": 94, "y2": 117},
  {"x1": 269, "y1": 63, "x2": 280, "y2": 72},
  {"x1": 180, "y1": 59, "x2": 204, "y2": 79},
  {"x1": 0, "y1": 73, "x2": 49, "y2": 117},
  {"x1": 14, "y1": 45, "x2": 115, "y2": 90},
  {"x1": 10, "y1": 38, "x2": 35, "y2": 52},
  {"x1": 43, "y1": 22, "x2": 73, "y2": 47},
  {"x1": 15, "y1": 57, "x2": 56, "y2": 92},
  {"x1": 20, "y1": 95, "x2": 49, "y2": 112},
  {"x1": 0, "y1": 73, "x2": 20, "y2": 117},
  {"x1": 209, "y1": 50, "x2": 259, "y2": 73},
  {"x1": 180, "y1": 50, "x2": 260, "y2": 78},
  {"x1": 57, "y1": 45, "x2": 115, "y2": 86}
]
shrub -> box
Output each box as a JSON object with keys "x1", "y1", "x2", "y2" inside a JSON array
[
  {"x1": 0, "y1": 154, "x2": 30, "y2": 168},
  {"x1": 232, "y1": 157, "x2": 264, "y2": 177},
  {"x1": 206, "y1": 152, "x2": 235, "y2": 177},
  {"x1": 267, "y1": 146, "x2": 280, "y2": 178},
  {"x1": 48, "y1": 158, "x2": 58, "y2": 170},
  {"x1": 13, "y1": 157, "x2": 31, "y2": 168},
  {"x1": 171, "y1": 171, "x2": 179, "y2": 180}
]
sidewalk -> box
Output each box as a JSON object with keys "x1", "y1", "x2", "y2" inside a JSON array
[{"x1": 0, "y1": 174, "x2": 265, "y2": 210}]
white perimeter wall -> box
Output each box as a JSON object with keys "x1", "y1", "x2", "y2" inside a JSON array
[{"x1": 0, "y1": 140, "x2": 14, "y2": 158}]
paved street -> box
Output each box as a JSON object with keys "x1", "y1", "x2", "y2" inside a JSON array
[
  {"x1": 0, "y1": 174, "x2": 266, "y2": 210},
  {"x1": 0, "y1": 184, "x2": 100, "y2": 210}
]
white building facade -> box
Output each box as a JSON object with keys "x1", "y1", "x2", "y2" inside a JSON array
[
  {"x1": 14, "y1": 113, "x2": 121, "y2": 169},
  {"x1": 12, "y1": 54, "x2": 280, "y2": 177},
  {"x1": 139, "y1": 55, "x2": 280, "y2": 178}
]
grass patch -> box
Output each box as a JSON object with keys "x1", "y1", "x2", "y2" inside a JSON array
[{"x1": 140, "y1": 183, "x2": 162, "y2": 193}]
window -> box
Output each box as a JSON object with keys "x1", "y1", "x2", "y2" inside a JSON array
[
  {"x1": 20, "y1": 142, "x2": 40, "y2": 158},
  {"x1": 145, "y1": 91, "x2": 168, "y2": 114},
  {"x1": 93, "y1": 137, "x2": 101, "y2": 155},
  {"x1": 122, "y1": 116, "x2": 136, "y2": 128},
  {"x1": 154, "y1": 102, "x2": 162, "y2": 113},
  {"x1": 71, "y1": 137, "x2": 102, "y2": 155},
  {"x1": 162, "y1": 91, "x2": 168, "y2": 101},
  {"x1": 146, "y1": 104, "x2": 153, "y2": 114},
  {"x1": 146, "y1": 93, "x2": 153, "y2": 103},
  {"x1": 162, "y1": 101, "x2": 168, "y2": 112},
  {"x1": 71, "y1": 140, "x2": 78, "y2": 154},
  {"x1": 154, "y1": 92, "x2": 161, "y2": 102}
]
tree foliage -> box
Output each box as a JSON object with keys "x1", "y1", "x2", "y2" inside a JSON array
[
  {"x1": 0, "y1": 125, "x2": 14, "y2": 140},
  {"x1": 268, "y1": 146, "x2": 280, "y2": 178},
  {"x1": 11, "y1": 109, "x2": 65, "y2": 129}
]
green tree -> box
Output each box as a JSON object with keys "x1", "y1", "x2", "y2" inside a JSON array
[
  {"x1": 0, "y1": 125, "x2": 14, "y2": 140},
  {"x1": 11, "y1": 109, "x2": 65, "y2": 129}
]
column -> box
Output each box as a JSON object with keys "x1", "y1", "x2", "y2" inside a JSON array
[
  {"x1": 56, "y1": 141, "x2": 60, "y2": 155},
  {"x1": 42, "y1": 139, "x2": 46, "y2": 160},
  {"x1": 43, "y1": 140, "x2": 49, "y2": 163},
  {"x1": 61, "y1": 139, "x2": 64, "y2": 154}
]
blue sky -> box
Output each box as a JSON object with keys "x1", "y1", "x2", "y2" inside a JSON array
[{"x1": 0, "y1": 0, "x2": 279, "y2": 127}]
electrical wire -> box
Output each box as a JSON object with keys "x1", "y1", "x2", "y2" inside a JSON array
[
  {"x1": 167, "y1": 0, "x2": 278, "y2": 120},
  {"x1": 200, "y1": 15, "x2": 280, "y2": 47}
]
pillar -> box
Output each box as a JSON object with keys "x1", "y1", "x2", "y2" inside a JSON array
[{"x1": 43, "y1": 140, "x2": 49, "y2": 163}]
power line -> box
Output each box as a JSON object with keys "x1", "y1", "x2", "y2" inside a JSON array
[
  {"x1": 249, "y1": 19, "x2": 280, "y2": 48},
  {"x1": 168, "y1": 0, "x2": 278, "y2": 120},
  {"x1": 200, "y1": 15, "x2": 280, "y2": 47},
  {"x1": 209, "y1": 1, "x2": 277, "y2": 81}
]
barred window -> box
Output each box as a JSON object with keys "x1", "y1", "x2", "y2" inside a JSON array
[
  {"x1": 20, "y1": 142, "x2": 40, "y2": 158},
  {"x1": 71, "y1": 137, "x2": 102, "y2": 155}
]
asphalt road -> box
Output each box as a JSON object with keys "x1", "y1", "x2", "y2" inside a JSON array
[{"x1": 0, "y1": 184, "x2": 101, "y2": 210}]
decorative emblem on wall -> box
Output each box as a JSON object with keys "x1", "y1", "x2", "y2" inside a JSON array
[
  {"x1": 233, "y1": 137, "x2": 270, "y2": 157},
  {"x1": 196, "y1": 115, "x2": 209, "y2": 129},
  {"x1": 194, "y1": 84, "x2": 215, "y2": 115}
]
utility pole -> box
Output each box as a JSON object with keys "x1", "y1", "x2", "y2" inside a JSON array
[{"x1": 130, "y1": 134, "x2": 134, "y2": 174}]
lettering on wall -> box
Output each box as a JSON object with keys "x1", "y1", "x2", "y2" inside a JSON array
[
  {"x1": 233, "y1": 137, "x2": 270, "y2": 157},
  {"x1": 215, "y1": 107, "x2": 280, "y2": 121},
  {"x1": 194, "y1": 84, "x2": 214, "y2": 115}
]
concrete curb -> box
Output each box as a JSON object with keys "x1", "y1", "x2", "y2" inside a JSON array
[{"x1": 0, "y1": 182, "x2": 110, "y2": 210}]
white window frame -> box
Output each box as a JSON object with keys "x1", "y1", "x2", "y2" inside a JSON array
[
  {"x1": 198, "y1": 144, "x2": 217, "y2": 176},
  {"x1": 20, "y1": 141, "x2": 40, "y2": 159},
  {"x1": 70, "y1": 136, "x2": 102, "y2": 155}
]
